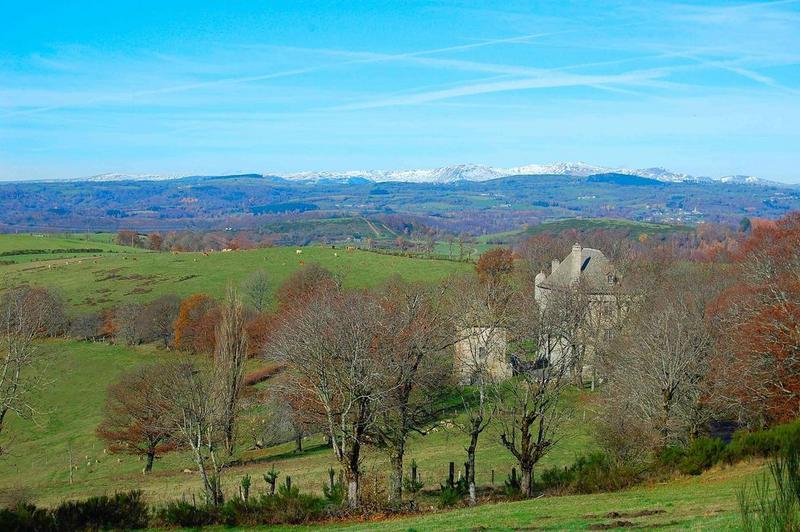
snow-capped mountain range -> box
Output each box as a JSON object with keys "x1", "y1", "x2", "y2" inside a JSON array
[
  {"x1": 281, "y1": 162, "x2": 698, "y2": 184},
  {"x1": 82, "y1": 162, "x2": 783, "y2": 187}
]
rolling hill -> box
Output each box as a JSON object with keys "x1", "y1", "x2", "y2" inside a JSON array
[{"x1": 0, "y1": 239, "x2": 470, "y2": 311}]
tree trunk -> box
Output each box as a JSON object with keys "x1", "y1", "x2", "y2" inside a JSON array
[
  {"x1": 389, "y1": 449, "x2": 404, "y2": 504},
  {"x1": 467, "y1": 431, "x2": 479, "y2": 505},
  {"x1": 521, "y1": 465, "x2": 533, "y2": 497},
  {"x1": 224, "y1": 416, "x2": 236, "y2": 457},
  {"x1": 294, "y1": 431, "x2": 303, "y2": 453},
  {"x1": 144, "y1": 449, "x2": 155, "y2": 473},
  {"x1": 660, "y1": 389, "x2": 673, "y2": 448},
  {"x1": 345, "y1": 469, "x2": 359, "y2": 508}
]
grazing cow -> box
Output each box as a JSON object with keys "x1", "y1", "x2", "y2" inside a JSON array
[{"x1": 296, "y1": 249, "x2": 303, "y2": 255}]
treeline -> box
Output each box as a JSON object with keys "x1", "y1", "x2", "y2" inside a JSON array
[{"x1": 115, "y1": 230, "x2": 274, "y2": 252}]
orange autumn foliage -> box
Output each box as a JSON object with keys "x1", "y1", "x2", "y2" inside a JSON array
[
  {"x1": 173, "y1": 294, "x2": 218, "y2": 353},
  {"x1": 476, "y1": 247, "x2": 514, "y2": 284},
  {"x1": 711, "y1": 212, "x2": 800, "y2": 425}
]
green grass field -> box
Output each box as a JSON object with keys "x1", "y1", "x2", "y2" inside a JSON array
[
  {"x1": 0, "y1": 239, "x2": 469, "y2": 311},
  {"x1": 300, "y1": 462, "x2": 757, "y2": 530},
  {"x1": 0, "y1": 338, "x2": 594, "y2": 509},
  {"x1": 0, "y1": 336, "x2": 758, "y2": 529},
  {"x1": 524, "y1": 218, "x2": 693, "y2": 238},
  {"x1": 0, "y1": 233, "x2": 137, "y2": 264}
]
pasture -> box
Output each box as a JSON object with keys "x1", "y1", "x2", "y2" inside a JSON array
[
  {"x1": 0, "y1": 337, "x2": 755, "y2": 528},
  {"x1": 0, "y1": 233, "x2": 136, "y2": 264},
  {"x1": 523, "y1": 218, "x2": 692, "y2": 238},
  {"x1": 304, "y1": 463, "x2": 757, "y2": 530},
  {"x1": 0, "y1": 238, "x2": 470, "y2": 310},
  {"x1": 0, "y1": 339, "x2": 593, "y2": 508}
]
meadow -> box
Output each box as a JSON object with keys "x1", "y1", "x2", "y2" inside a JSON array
[
  {"x1": 302, "y1": 463, "x2": 758, "y2": 530},
  {"x1": 0, "y1": 336, "x2": 758, "y2": 530},
  {"x1": 0, "y1": 338, "x2": 593, "y2": 509},
  {"x1": 522, "y1": 218, "x2": 693, "y2": 238},
  {"x1": 0, "y1": 235, "x2": 470, "y2": 311},
  {"x1": 0, "y1": 233, "x2": 137, "y2": 264}
]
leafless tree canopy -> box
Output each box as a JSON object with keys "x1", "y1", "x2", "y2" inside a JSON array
[
  {"x1": 114, "y1": 302, "x2": 145, "y2": 346},
  {"x1": 600, "y1": 271, "x2": 718, "y2": 449},
  {"x1": 242, "y1": 270, "x2": 271, "y2": 312},
  {"x1": 445, "y1": 273, "x2": 517, "y2": 503},
  {"x1": 371, "y1": 278, "x2": 454, "y2": 502},
  {"x1": 496, "y1": 281, "x2": 577, "y2": 497},
  {"x1": 159, "y1": 362, "x2": 227, "y2": 505},
  {"x1": 214, "y1": 286, "x2": 249, "y2": 456},
  {"x1": 267, "y1": 284, "x2": 389, "y2": 507},
  {"x1": 0, "y1": 286, "x2": 65, "y2": 455},
  {"x1": 96, "y1": 363, "x2": 178, "y2": 472},
  {"x1": 141, "y1": 294, "x2": 180, "y2": 348}
]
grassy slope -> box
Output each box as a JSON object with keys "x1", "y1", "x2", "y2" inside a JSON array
[
  {"x1": 0, "y1": 234, "x2": 136, "y2": 264},
  {"x1": 0, "y1": 244, "x2": 469, "y2": 310},
  {"x1": 0, "y1": 340, "x2": 758, "y2": 529},
  {"x1": 302, "y1": 463, "x2": 757, "y2": 531},
  {"x1": 524, "y1": 218, "x2": 692, "y2": 238},
  {"x1": 0, "y1": 339, "x2": 593, "y2": 508}
]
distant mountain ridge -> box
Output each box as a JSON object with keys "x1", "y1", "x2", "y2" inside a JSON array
[{"x1": 79, "y1": 162, "x2": 784, "y2": 187}]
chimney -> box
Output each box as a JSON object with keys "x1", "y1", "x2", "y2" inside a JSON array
[
  {"x1": 571, "y1": 243, "x2": 583, "y2": 281},
  {"x1": 551, "y1": 258, "x2": 560, "y2": 273}
]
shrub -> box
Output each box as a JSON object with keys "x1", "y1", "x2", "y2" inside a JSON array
[
  {"x1": 728, "y1": 420, "x2": 800, "y2": 462},
  {"x1": 0, "y1": 503, "x2": 54, "y2": 531},
  {"x1": 0, "y1": 491, "x2": 149, "y2": 531},
  {"x1": 268, "y1": 490, "x2": 325, "y2": 524},
  {"x1": 678, "y1": 438, "x2": 726, "y2": 475},
  {"x1": 403, "y1": 459, "x2": 424, "y2": 499},
  {"x1": 437, "y1": 469, "x2": 469, "y2": 508},
  {"x1": 541, "y1": 453, "x2": 640, "y2": 494},
  {"x1": 503, "y1": 468, "x2": 522, "y2": 497},
  {"x1": 656, "y1": 445, "x2": 686, "y2": 470},
  {"x1": 358, "y1": 471, "x2": 390, "y2": 513},
  {"x1": 155, "y1": 500, "x2": 217, "y2": 528},
  {"x1": 437, "y1": 486, "x2": 464, "y2": 508},
  {"x1": 155, "y1": 489, "x2": 326, "y2": 527},
  {"x1": 52, "y1": 491, "x2": 149, "y2": 530},
  {"x1": 323, "y1": 467, "x2": 345, "y2": 506}
]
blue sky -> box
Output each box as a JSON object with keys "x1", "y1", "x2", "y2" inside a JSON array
[{"x1": 1, "y1": 0, "x2": 799, "y2": 182}]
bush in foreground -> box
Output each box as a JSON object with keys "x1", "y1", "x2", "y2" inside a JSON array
[{"x1": 0, "y1": 491, "x2": 148, "y2": 531}]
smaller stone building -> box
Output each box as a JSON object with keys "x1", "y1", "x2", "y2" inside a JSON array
[{"x1": 454, "y1": 327, "x2": 511, "y2": 385}]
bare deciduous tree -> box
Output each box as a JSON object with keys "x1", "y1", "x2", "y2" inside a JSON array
[
  {"x1": 372, "y1": 279, "x2": 453, "y2": 503},
  {"x1": 160, "y1": 362, "x2": 226, "y2": 505},
  {"x1": 602, "y1": 276, "x2": 716, "y2": 448},
  {"x1": 97, "y1": 363, "x2": 177, "y2": 472},
  {"x1": 114, "y1": 302, "x2": 145, "y2": 346},
  {"x1": 447, "y1": 274, "x2": 514, "y2": 504},
  {"x1": 215, "y1": 286, "x2": 249, "y2": 456},
  {"x1": 497, "y1": 286, "x2": 575, "y2": 497},
  {"x1": 142, "y1": 294, "x2": 180, "y2": 348},
  {"x1": 267, "y1": 285, "x2": 386, "y2": 508},
  {"x1": 242, "y1": 270, "x2": 271, "y2": 312},
  {"x1": 0, "y1": 287, "x2": 64, "y2": 454}
]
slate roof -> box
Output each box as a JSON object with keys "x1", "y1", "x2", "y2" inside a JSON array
[{"x1": 539, "y1": 245, "x2": 617, "y2": 294}]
